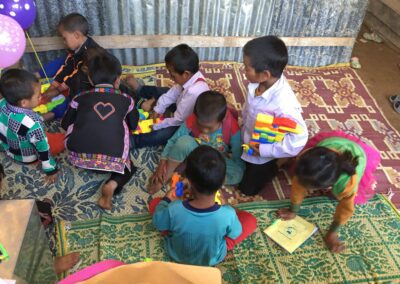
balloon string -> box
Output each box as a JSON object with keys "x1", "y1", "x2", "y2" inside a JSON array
[{"x1": 25, "y1": 31, "x2": 50, "y2": 84}]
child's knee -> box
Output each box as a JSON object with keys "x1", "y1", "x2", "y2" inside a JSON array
[
  {"x1": 239, "y1": 211, "x2": 257, "y2": 228},
  {"x1": 237, "y1": 210, "x2": 257, "y2": 235},
  {"x1": 238, "y1": 181, "x2": 260, "y2": 196},
  {"x1": 247, "y1": 213, "x2": 258, "y2": 231}
]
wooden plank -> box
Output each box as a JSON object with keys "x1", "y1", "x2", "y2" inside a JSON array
[
  {"x1": 364, "y1": 12, "x2": 400, "y2": 50},
  {"x1": 25, "y1": 35, "x2": 355, "y2": 53},
  {"x1": 368, "y1": 0, "x2": 400, "y2": 35},
  {"x1": 381, "y1": 0, "x2": 400, "y2": 15}
]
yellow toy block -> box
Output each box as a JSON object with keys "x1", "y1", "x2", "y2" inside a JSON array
[
  {"x1": 41, "y1": 83, "x2": 50, "y2": 94},
  {"x1": 257, "y1": 113, "x2": 274, "y2": 125},
  {"x1": 33, "y1": 104, "x2": 48, "y2": 114},
  {"x1": 133, "y1": 118, "x2": 163, "y2": 134},
  {"x1": 254, "y1": 113, "x2": 302, "y2": 134},
  {"x1": 215, "y1": 190, "x2": 223, "y2": 205}
]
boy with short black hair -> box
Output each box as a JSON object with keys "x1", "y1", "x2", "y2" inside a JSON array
[
  {"x1": 150, "y1": 145, "x2": 257, "y2": 266},
  {"x1": 42, "y1": 13, "x2": 100, "y2": 107},
  {"x1": 239, "y1": 36, "x2": 308, "y2": 196},
  {"x1": 0, "y1": 69, "x2": 58, "y2": 184},
  {"x1": 128, "y1": 44, "x2": 210, "y2": 148},
  {"x1": 148, "y1": 91, "x2": 244, "y2": 194},
  {"x1": 62, "y1": 52, "x2": 139, "y2": 210}
]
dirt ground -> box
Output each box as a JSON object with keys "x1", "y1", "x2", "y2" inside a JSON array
[{"x1": 352, "y1": 25, "x2": 400, "y2": 133}]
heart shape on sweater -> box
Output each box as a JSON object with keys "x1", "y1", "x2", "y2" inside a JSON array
[{"x1": 93, "y1": 102, "x2": 115, "y2": 121}]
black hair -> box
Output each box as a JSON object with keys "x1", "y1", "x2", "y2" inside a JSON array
[
  {"x1": 0, "y1": 69, "x2": 38, "y2": 106},
  {"x1": 185, "y1": 145, "x2": 226, "y2": 195},
  {"x1": 58, "y1": 13, "x2": 89, "y2": 36},
  {"x1": 87, "y1": 52, "x2": 122, "y2": 85},
  {"x1": 164, "y1": 44, "x2": 199, "y2": 75},
  {"x1": 243, "y1": 35, "x2": 288, "y2": 78},
  {"x1": 194, "y1": 91, "x2": 227, "y2": 123},
  {"x1": 295, "y1": 147, "x2": 359, "y2": 189},
  {"x1": 81, "y1": 47, "x2": 108, "y2": 74},
  {"x1": 83, "y1": 47, "x2": 107, "y2": 64}
]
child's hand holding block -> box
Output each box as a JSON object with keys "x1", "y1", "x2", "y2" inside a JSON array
[
  {"x1": 133, "y1": 113, "x2": 164, "y2": 134},
  {"x1": 243, "y1": 113, "x2": 303, "y2": 155},
  {"x1": 168, "y1": 173, "x2": 191, "y2": 200},
  {"x1": 33, "y1": 95, "x2": 66, "y2": 115}
]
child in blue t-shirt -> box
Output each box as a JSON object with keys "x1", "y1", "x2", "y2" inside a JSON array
[{"x1": 149, "y1": 145, "x2": 257, "y2": 266}]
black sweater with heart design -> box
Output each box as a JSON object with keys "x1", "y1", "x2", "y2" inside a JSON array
[{"x1": 61, "y1": 86, "x2": 138, "y2": 174}]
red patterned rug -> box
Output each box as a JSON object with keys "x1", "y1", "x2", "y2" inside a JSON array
[{"x1": 150, "y1": 62, "x2": 400, "y2": 208}]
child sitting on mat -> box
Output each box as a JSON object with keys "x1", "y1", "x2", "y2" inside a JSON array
[
  {"x1": 62, "y1": 52, "x2": 139, "y2": 210},
  {"x1": 148, "y1": 91, "x2": 244, "y2": 194},
  {"x1": 80, "y1": 46, "x2": 146, "y2": 106},
  {"x1": 239, "y1": 36, "x2": 308, "y2": 196},
  {"x1": 150, "y1": 145, "x2": 257, "y2": 266},
  {"x1": 42, "y1": 13, "x2": 101, "y2": 119},
  {"x1": 277, "y1": 131, "x2": 380, "y2": 253},
  {"x1": 127, "y1": 44, "x2": 210, "y2": 148},
  {"x1": 0, "y1": 69, "x2": 64, "y2": 185}
]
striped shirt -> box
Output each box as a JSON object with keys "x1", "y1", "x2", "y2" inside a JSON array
[{"x1": 0, "y1": 99, "x2": 57, "y2": 175}]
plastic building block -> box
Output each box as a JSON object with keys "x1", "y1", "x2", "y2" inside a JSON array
[
  {"x1": 138, "y1": 109, "x2": 149, "y2": 120},
  {"x1": 175, "y1": 182, "x2": 184, "y2": 197},
  {"x1": 243, "y1": 113, "x2": 303, "y2": 155},
  {"x1": 214, "y1": 190, "x2": 223, "y2": 205},
  {"x1": 133, "y1": 117, "x2": 164, "y2": 134},
  {"x1": 33, "y1": 96, "x2": 66, "y2": 114},
  {"x1": 170, "y1": 173, "x2": 185, "y2": 198},
  {"x1": 0, "y1": 242, "x2": 9, "y2": 262},
  {"x1": 41, "y1": 83, "x2": 51, "y2": 94},
  {"x1": 171, "y1": 173, "x2": 180, "y2": 189},
  {"x1": 242, "y1": 144, "x2": 254, "y2": 155}
]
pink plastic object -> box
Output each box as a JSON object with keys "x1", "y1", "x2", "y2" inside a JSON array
[{"x1": 58, "y1": 259, "x2": 126, "y2": 284}]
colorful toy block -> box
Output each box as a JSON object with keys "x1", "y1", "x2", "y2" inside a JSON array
[
  {"x1": 243, "y1": 113, "x2": 303, "y2": 155},
  {"x1": 33, "y1": 96, "x2": 65, "y2": 114}
]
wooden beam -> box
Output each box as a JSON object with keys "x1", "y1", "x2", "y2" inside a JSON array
[
  {"x1": 364, "y1": 12, "x2": 400, "y2": 50},
  {"x1": 25, "y1": 35, "x2": 355, "y2": 53}
]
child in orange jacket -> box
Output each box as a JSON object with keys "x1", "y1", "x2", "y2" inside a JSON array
[{"x1": 278, "y1": 131, "x2": 380, "y2": 253}]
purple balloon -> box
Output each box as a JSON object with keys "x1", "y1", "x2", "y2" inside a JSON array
[
  {"x1": 0, "y1": 0, "x2": 36, "y2": 30},
  {"x1": 0, "y1": 14, "x2": 26, "y2": 68}
]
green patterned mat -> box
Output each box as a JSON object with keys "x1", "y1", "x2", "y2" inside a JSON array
[{"x1": 57, "y1": 194, "x2": 400, "y2": 283}]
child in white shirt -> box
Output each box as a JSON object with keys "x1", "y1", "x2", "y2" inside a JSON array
[{"x1": 239, "y1": 36, "x2": 309, "y2": 195}]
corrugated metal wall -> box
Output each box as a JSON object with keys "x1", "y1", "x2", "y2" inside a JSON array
[{"x1": 23, "y1": 0, "x2": 368, "y2": 69}]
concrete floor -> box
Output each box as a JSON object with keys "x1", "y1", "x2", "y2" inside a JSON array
[{"x1": 352, "y1": 26, "x2": 400, "y2": 133}]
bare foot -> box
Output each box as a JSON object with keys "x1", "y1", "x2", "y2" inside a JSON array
[
  {"x1": 324, "y1": 231, "x2": 346, "y2": 253},
  {"x1": 147, "y1": 179, "x2": 163, "y2": 195},
  {"x1": 98, "y1": 180, "x2": 118, "y2": 210},
  {"x1": 125, "y1": 74, "x2": 140, "y2": 91},
  {"x1": 54, "y1": 252, "x2": 80, "y2": 274}
]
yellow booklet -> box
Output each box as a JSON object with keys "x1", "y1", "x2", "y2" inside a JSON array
[{"x1": 264, "y1": 216, "x2": 318, "y2": 253}]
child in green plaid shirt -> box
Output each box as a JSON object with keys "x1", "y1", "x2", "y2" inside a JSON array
[{"x1": 0, "y1": 69, "x2": 58, "y2": 184}]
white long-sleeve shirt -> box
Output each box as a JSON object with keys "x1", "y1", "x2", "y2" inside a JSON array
[
  {"x1": 241, "y1": 75, "x2": 308, "y2": 164},
  {"x1": 153, "y1": 71, "x2": 209, "y2": 130}
]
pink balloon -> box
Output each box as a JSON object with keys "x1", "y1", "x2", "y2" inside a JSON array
[{"x1": 0, "y1": 14, "x2": 26, "y2": 68}]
